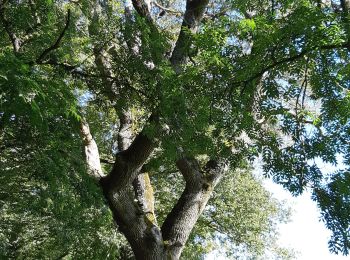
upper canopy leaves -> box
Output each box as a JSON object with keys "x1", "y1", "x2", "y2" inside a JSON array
[{"x1": 1, "y1": 0, "x2": 350, "y2": 255}]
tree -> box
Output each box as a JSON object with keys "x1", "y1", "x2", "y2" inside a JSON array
[{"x1": 1, "y1": 0, "x2": 350, "y2": 259}]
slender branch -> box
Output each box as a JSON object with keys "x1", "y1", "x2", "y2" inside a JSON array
[
  {"x1": 36, "y1": 59, "x2": 150, "y2": 99},
  {"x1": 153, "y1": 1, "x2": 182, "y2": 16},
  {"x1": 204, "y1": 8, "x2": 229, "y2": 21},
  {"x1": 36, "y1": 9, "x2": 71, "y2": 63},
  {"x1": 28, "y1": 0, "x2": 41, "y2": 27},
  {"x1": 236, "y1": 41, "x2": 350, "y2": 86}
]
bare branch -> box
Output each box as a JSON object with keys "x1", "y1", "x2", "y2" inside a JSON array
[
  {"x1": 36, "y1": 9, "x2": 71, "y2": 63},
  {"x1": 153, "y1": 1, "x2": 183, "y2": 16}
]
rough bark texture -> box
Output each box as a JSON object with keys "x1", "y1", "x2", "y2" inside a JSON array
[
  {"x1": 161, "y1": 158, "x2": 226, "y2": 259},
  {"x1": 170, "y1": 0, "x2": 209, "y2": 71},
  {"x1": 79, "y1": 0, "x2": 226, "y2": 259}
]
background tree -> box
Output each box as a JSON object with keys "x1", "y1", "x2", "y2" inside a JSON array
[{"x1": 1, "y1": 0, "x2": 350, "y2": 259}]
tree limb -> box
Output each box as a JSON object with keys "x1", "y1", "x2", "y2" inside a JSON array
[
  {"x1": 236, "y1": 41, "x2": 350, "y2": 87},
  {"x1": 161, "y1": 157, "x2": 226, "y2": 259},
  {"x1": 100, "y1": 158, "x2": 115, "y2": 164},
  {"x1": 79, "y1": 120, "x2": 105, "y2": 180},
  {"x1": 170, "y1": 0, "x2": 210, "y2": 70},
  {"x1": 36, "y1": 9, "x2": 71, "y2": 63},
  {"x1": 153, "y1": 1, "x2": 183, "y2": 16},
  {"x1": 131, "y1": 0, "x2": 153, "y2": 23},
  {"x1": 132, "y1": 172, "x2": 158, "y2": 226}
]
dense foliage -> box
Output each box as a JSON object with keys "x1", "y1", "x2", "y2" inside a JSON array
[{"x1": 1, "y1": 0, "x2": 350, "y2": 258}]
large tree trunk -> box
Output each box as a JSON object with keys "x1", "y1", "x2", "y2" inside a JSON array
[
  {"x1": 80, "y1": 118, "x2": 227, "y2": 259},
  {"x1": 79, "y1": 1, "x2": 223, "y2": 259}
]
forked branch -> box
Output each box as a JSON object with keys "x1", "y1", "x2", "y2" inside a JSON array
[{"x1": 161, "y1": 157, "x2": 226, "y2": 259}]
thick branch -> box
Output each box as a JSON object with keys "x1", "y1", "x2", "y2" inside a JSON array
[
  {"x1": 79, "y1": 120, "x2": 105, "y2": 180},
  {"x1": 132, "y1": 0, "x2": 153, "y2": 23},
  {"x1": 100, "y1": 113, "x2": 157, "y2": 192},
  {"x1": 133, "y1": 172, "x2": 158, "y2": 226},
  {"x1": 101, "y1": 182, "x2": 164, "y2": 259},
  {"x1": 117, "y1": 110, "x2": 133, "y2": 151},
  {"x1": 36, "y1": 9, "x2": 71, "y2": 63},
  {"x1": 170, "y1": 0, "x2": 209, "y2": 70},
  {"x1": 161, "y1": 158, "x2": 226, "y2": 259}
]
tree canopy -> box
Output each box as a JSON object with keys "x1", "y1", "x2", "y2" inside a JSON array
[{"x1": 1, "y1": 0, "x2": 350, "y2": 259}]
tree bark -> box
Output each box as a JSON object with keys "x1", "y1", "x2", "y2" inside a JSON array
[
  {"x1": 79, "y1": 120, "x2": 104, "y2": 180},
  {"x1": 79, "y1": 1, "x2": 227, "y2": 259},
  {"x1": 161, "y1": 158, "x2": 226, "y2": 259}
]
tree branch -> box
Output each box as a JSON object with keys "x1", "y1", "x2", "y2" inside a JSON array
[
  {"x1": 100, "y1": 158, "x2": 115, "y2": 164},
  {"x1": 117, "y1": 110, "x2": 133, "y2": 151},
  {"x1": 161, "y1": 157, "x2": 226, "y2": 259},
  {"x1": 36, "y1": 9, "x2": 71, "y2": 63},
  {"x1": 236, "y1": 41, "x2": 350, "y2": 87},
  {"x1": 132, "y1": 172, "x2": 158, "y2": 226},
  {"x1": 153, "y1": 1, "x2": 183, "y2": 16},
  {"x1": 170, "y1": 0, "x2": 210, "y2": 70},
  {"x1": 131, "y1": 0, "x2": 153, "y2": 23},
  {"x1": 36, "y1": 59, "x2": 150, "y2": 99},
  {"x1": 100, "y1": 113, "x2": 158, "y2": 193},
  {"x1": 79, "y1": 120, "x2": 105, "y2": 180}
]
